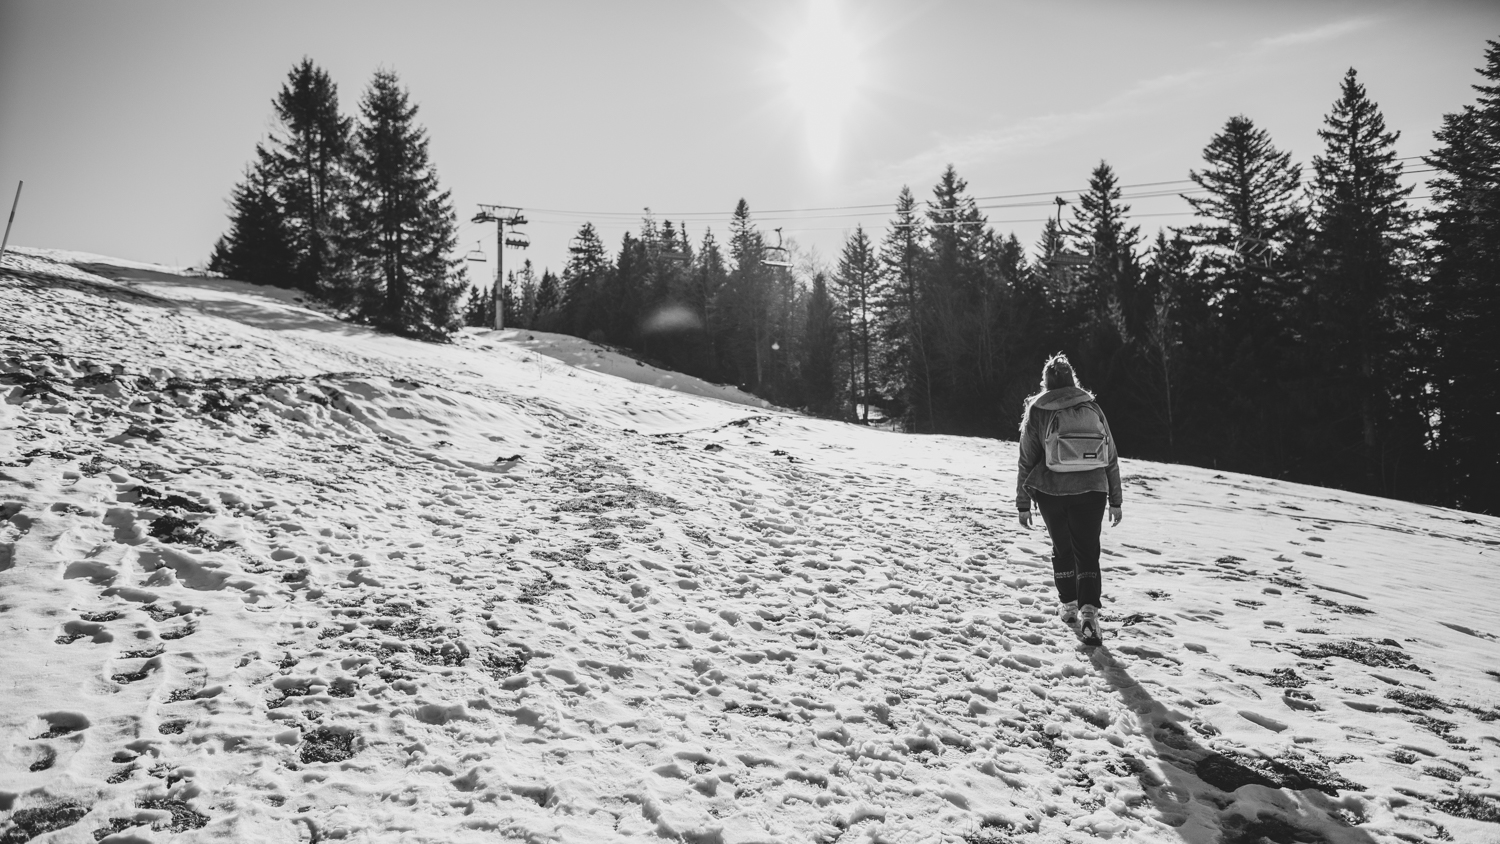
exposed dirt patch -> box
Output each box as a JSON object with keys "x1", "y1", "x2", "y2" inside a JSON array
[
  {"x1": 483, "y1": 647, "x2": 532, "y2": 678},
  {"x1": 136, "y1": 797, "x2": 208, "y2": 832},
  {"x1": 1433, "y1": 790, "x2": 1500, "y2": 823},
  {"x1": 1290, "y1": 640, "x2": 1427, "y2": 674},
  {"x1": 300, "y1": 727, "x2": 358, "y2": 764},
  {"x1": 0, "y1": 802, "x2": 89, "y2": 843}
]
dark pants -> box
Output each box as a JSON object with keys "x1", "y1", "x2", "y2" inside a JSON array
[{"x1": 1033, "y1": 490, "x2": 1105, "y2": 608}]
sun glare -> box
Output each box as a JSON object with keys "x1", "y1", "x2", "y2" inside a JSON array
[{"x1": 780, "y1": 0, "x2": 867, "y2": 173}]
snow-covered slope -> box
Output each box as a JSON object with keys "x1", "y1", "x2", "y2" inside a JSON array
[{"x1": 1, "y1": 249, "x2": 1497, "y2": 844}]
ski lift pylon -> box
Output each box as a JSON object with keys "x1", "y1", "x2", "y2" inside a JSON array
[{"x1": 761, "y1": 227, "x2": 792, "y2": 268}]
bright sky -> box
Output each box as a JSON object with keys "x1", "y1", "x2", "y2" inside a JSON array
[{"x1": 1, "y1": 0, "x2": 1495, "y2": 280}]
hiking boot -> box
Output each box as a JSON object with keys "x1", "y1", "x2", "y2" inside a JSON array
[
  {"x1": 1078, "y1": 605, "x2": 1102, "y2": 647},
  {"x1": 1057, "y1": 601, "x2": 1078, "y2": 626}
]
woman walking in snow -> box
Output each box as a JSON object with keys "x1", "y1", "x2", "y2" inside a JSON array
[{"x1": 1015, "y1": 353, "x2": 1122, "y2": 647}]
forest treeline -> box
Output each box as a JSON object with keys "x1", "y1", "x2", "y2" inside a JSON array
[{"x1": 214, "y1": 42, "x2": 1500, "y2": 515}]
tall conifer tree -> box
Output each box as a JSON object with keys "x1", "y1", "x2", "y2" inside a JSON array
[
  {"x1": 534, "y1": 269, "x2": 562, "y2": 331},
  {"x1": 692, "y1": 228, "x2": 730, "y2": 379},
  {"x1": 208, "y1": 161, "x2": 296, "y2": 286},
  {"x1": 334, "y1": 69, "x2": 465, "y2": 339},
  {"x1": 726, "y1": 200, "x2": 772, "y2": 390},
  {"x1": 513, "y1": 259, "x2": 540, "y2": 329},
  {"x1": 1422, "y1": 40, "x2": 1500, "y2": 513},
  {"x1": 562, "y1": 222, "x2": 611, "y2": 338},
  {"x1": 1136, "y1": 231, "x2": 1196, "y2": 457},
  {"x1": 990, "y1": 231, "x2": 1050, "y2": 426},
  {"x1": 835, "y1": 225, "x2": 879, "y2": 422},
  {"x1": 264, "y1": 59, "x2": 351, "y2": 295},
  {"x1": 876, "y1": 186, "x2": 931, "y2": 430},
  {"x1": 924, "y1": 166, "x2": 994, "y2": 433},
  {"x1": 1186, "y1": 115, "x2": 1306, "y2": 326},
  {"x1": 802, "y1": 272, "x2": 840, "y2": 417},
  {"x1": 1182, "y1": 116, "x2": 1309, "y2": 479},
  {"x1": 1309, "y1": 68, "x2": 1418, "y2": 494},
  {"x1": 1067, "y1": 162, "x2": 1143, "y2": 343},
  {"x1": 606, "y1": 233, "x2": 649, "y2": 346}
]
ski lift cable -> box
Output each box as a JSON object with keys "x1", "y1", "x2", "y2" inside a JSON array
[
  {"x1": 507, "y1": 178, "x2": 1218, "y2": 220},
  {"x1": 513, "y1": 189, "x2": 1436, "y2": 237},
  {"x1": 516, "y1": 186, "x2": 1217, "y2": 228},
  {"x1": 517, "y1": 171, "x2": 1431, "y2": 228},
  {"x1": 512, "y1": 179, "x2": 1201, "y2": 220},
  {"x1": 502, "y1": 178, "x2": 1440, "y2": 240},
  {"x1": 506, "y1": 157, "x2": 1434, "y2": 222}
]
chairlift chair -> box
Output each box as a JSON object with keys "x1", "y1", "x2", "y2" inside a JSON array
[
  {"x1": 1044, "y1": 197, "x2": 1091, "y2": 268},
  {"x1": 651, "y1": 244, "x2": 687, "y2": 263},
  {"x1": 761, "y1": 227, "x2": 792, "y2": 268},
  {"x1": 1046, "y1": 251, "x2": 1092, "y2": 268},
  {"x1": 464, "y1": 241, "x2": 487, "y2": 262},
  {"x1": 505, "y1": 234, "x2": 530, "y2": 249}
]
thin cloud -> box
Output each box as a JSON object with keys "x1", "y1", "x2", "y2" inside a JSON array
[
  {"x1": 863, "y1": 68, "x2": 1209, "y2": 193},
  {"x1": 1255, "y1": 17, "x2": 1379, "y2": 50}
]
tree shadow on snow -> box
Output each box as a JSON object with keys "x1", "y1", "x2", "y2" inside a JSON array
[
  {"x1": 76, "y1": 264, "x2": 366, "y2": 337},
  {"x1": 1090, "y1": 649, "x2": 1379, "y2": 844},
  {"x1": 163, "y1": 295, "x2": 372, "y2": 337}
]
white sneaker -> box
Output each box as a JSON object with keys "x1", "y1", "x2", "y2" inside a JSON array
[
  {"x1": 1078, "y1": 605, "x2": 1102, "y2": 647},
  {"x1": 1058, "y1": 601, "x2": 1078, "y2": 626}
]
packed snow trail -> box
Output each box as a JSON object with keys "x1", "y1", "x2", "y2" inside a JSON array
[{"x1": 1, "y1": 251, "x2": 1497, "y2": 843}]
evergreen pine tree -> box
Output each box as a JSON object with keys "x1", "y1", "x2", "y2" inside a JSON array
[
  {"x1": 1186, "y1": 115, "x2": 1306, "y2": 327},
  {"x1": 514, "y1": 259, "x2": 539, "y2": 330},
  {"x1": 990, "y1": 231, "x2": 1051, "y2": 426},
  {"x1": 639, "y1": 213, "x2": 695, "y2": 368},
  {"x1": 924, "y1": 166, "x2": 994, "y2": 434},
  {"x1": 1182, "y1": 116, "x2": 1310, "y2": 480},
  {"x1": 534, "y1": 270, "x2": 562, "y2": 331},
  {"x1": 1308, "y1": 68, "x2": 1419, "y2": 494},
  {"x1": 463, "y1": 283, "x2": 493, "y2": 328},
  {"x1": 801, "y1": 272, "x2": 840, "y2": 417},
  {"x1": 834, "y1": 225, "x2": 879, "y2": 422},
  {"x1": 208, "y1": 160, "x2": 297, "y2": 286},
  {"x1": 1030, "y1": 216, "x2": 1084, "y2": 307},
  {"x1": 1033, "y1": 216, "x2": 1067, "y2": 272},
  {"x1": 606, "y1": 233, "x2": 649, "y2": 347},
  {"x1": 1066, "y1": 161, "x2": 1143, "y2": 343},
  {"x1": 497, "y1": 269, "x2": 520, "y2": 334},
  {"x1": 725, "y1": 200, "x2": 772, "y2": 390},
  {"x1": 264, "y1": 58, "x2": 352, "y2": 295},
  {"x1": 875, "y1": 186, "x2": 931, "y2": 430},
  {"x1": 334, "y1": 69, "x2": 465, "y2": 340},
  {"x1": 692, "y1": 228, "x2": 730, "y2": 380},
  {"x1": 562, "y1": 222, "x2": 611, "y2": 339},
  {"x1": 1423, "y1": 39, "x2": 1500, "y2": 513},
  {"x1": 1136, "y1": 230, "x2": 1195, "y2": 457}
]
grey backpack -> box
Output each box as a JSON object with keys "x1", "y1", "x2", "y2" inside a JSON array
[{"x1": 1044, "y1": 403, "x2": 1110, "y2": 472}]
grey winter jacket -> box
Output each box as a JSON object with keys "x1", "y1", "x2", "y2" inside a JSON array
[{"x1": 1015, "y1": 387, "x2": 1123, "y2": 510}]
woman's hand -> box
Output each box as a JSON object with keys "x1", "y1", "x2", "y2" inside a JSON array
[
  {"x1": 1108, "y1": 506, "x2": 1122, "y2": 527},
  {"x1": 1018, "y1": 509, "x2": 1033, "y2": 530}
]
